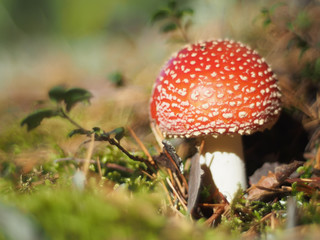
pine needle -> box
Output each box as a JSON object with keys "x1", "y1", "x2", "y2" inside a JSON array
[{"x1": 128, "y1": 126, "x2": 155, "y2": 165}]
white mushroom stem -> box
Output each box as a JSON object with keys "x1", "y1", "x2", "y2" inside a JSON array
[{"x1": 199, "y1": 135, "x2": 247, "y2": 202}]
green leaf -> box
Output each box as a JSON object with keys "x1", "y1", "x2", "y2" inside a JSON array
[
  {"x1": 161, "y1": 22, "x2": 177, "y2": 33},
  {"x1": 168, "y1": 0, "x2": 177, "y2": 10},
  {"x1": 92, "y1": 127, "x2": 102, "y2": 133},
  {"x1": 110, "y1": 127, "x2": 125, "y2": 142},
  {"x1": 108, "y1": 72, "x2": 125, "y2": 87},
  {"x1": 21, "y1": 109, "x2": 58, "y2": 131},
  {"x1": 175, "y1": 7, "x2": 193, "y2": 19},
  {"x1": 260, "y1": 8, "x2": 269, "y2": 15},
  {"x1": 48, "y1": 86, "x2": 67, "y2": 102},
  {"x1": 68, "y1": 128, "x2": 89, "y2": 138},
  {"x1": 151, "y1": 9, "x2": 170, "y2": 23},
  {"x1": 263, "y1": 18, "x2": 272, "y2": 27},
  {"x1": 113, "y1": 127, "x2": 125, "y2": 142},
  {"x1": 260, "y1": 3, "x2": 285, "y2": 27},
  {"x1": 63, "y1": 88, "x2": 93, "y2": 112},
  {"x1": 92, "y1": 127, "x2": 105, "y2": 137}
]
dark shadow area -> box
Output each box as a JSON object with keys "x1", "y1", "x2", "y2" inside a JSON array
[{"x1": 243, "y1": 111, "x2": 309, "y2": 178}]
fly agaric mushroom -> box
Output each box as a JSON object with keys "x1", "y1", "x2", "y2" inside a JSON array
[{"x1": 150, "y1": 39, "x2": 281, "y2": 201}]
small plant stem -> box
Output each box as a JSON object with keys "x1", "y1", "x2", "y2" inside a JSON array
[
  {"x1": 57, "y1": 106, "x2": 154, "y2": 170},
  {"x1": 175, "y1": 19, "x2": 189, "y2": 43},
  {"x1": 108, "y1": 138, "x2": 150, "y2": 164},
  {"x1": 59, "y1": 107, "x2": 86, "y2": 131},
  {"x1": 95, "y1": 134, "x2": 156, "y2": 171}
]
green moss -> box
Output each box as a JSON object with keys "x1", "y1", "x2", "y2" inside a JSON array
[{"x1": 0, "y1": 180, "x2": 228, "y2": 240}]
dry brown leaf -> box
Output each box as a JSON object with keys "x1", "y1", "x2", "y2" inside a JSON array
[
  {"x1": 247, "y1": 161, "x2": 303, "y2": 201},
  {"x1": 247, "y1": 171, "x2": 279, "y2": 201}
]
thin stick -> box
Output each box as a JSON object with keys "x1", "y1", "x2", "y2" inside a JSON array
[
  {"x1": 54, "y1": 157, "x2": 96, "y2": 164},
  {"x1": 128, "y1": 127, "x2": 155, "y2": 165},
  {"x1": 260, "y1": 212, "x2": 273, "y2": 222},
  {"x1": 83, "y1": 133, "x2": 95, "y2": 177},
  {"x1": 105, "y1": 163, "x2": 134, "y2": 174},
  {"x1": 60, "y1": 108, "x2": 86, "y2": 130},
  {"x1": 205, "y1": 206, "x2": 225, "y2": 226},
  {"x1": 140, "y1": 170, "x2": 155, "y2": 179},
  {"x1": 199, "y1": 203, "x2": 226, "y2": 208},
  {"x1": 96, "y1": 157, "x2": 102, "y2": 179},
  {"x1": 100, "y1": 136, "x2": 152, "y2": 168},
  {"x1": 166, "y1": 177, "x2": 188, "y2": 212}
]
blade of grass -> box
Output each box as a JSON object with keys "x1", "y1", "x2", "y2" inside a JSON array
[
  {"x1": 83, "y1": 133, "x2": 95, "y2": 177},
  {"x1": 96, "y1": 157, "x2": 102, "y2": 179}
]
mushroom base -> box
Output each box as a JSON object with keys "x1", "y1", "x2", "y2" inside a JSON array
[{"x1": 199, "y1": 135, "x2": 247, "y2": 202}]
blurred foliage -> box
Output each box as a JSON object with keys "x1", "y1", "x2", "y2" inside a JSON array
[
  {"x1": 21, "y1": 85, "x2": 92, "y2": 131},
  {"x1": 0, "y1": 0, "x2": 164, "y2": 43},
  {"x1": 260, "y1": 0, "x2": 320, "y2": 95},
  {"x1": 18, "y1": 85, "x2": 157, "y2": 195},
  {"x1": 151, "y1": 0, "x2": 193, "y2": 42},
  {"x1": 108, "y1": 71, "x2": 125, "y2": 87},
  {"x1": 0, "y1": 180, "x2": 206, "y2": 240},
  {"x1": 0, "y1": 169, "x2": 230, "y2": 240}
]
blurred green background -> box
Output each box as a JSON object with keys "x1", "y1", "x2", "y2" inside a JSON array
[
  {"x1": 1, "y1": 0, "x2": 317, "y2": 147},
  {"x1": 0, "y1": 0, "x2": 266, "y2": 90},
  {"x1": 0, "y1": 0, "x2": 163, "y2": 89},
  {"x1": 0, "y1": 0, "x2": 295, "y2": 145},
  {"x1": 0, "y1": 0, "x2": 163, "y2": 41}
]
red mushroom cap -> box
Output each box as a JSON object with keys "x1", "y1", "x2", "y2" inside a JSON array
[{"x1": 150, "y1": 39, "x2": 281, "y2": 138}]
